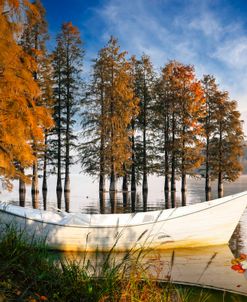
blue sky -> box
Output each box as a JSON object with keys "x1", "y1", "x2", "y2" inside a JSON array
[{"x1": 42, "y1": 0, "x2": 247, "y2": 132}]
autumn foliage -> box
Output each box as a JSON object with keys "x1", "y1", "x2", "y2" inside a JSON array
[{"x1": 0, "y1": 0, "x2": 53, "y2": 188}]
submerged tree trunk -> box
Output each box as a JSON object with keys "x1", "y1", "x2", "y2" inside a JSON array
[
  {"x1": 181, "y1": 173, "x2": 187, "y2": 192},
  {"x1": 56, "y1": 77, "x2": 62, "y2": 207},
  {"x1": 218, "y1": 172, "x2": 223, "y2": 196},
  {"x1": 65, "y1": 191, "x2": 70, "y2": 212},
  {"x1": 56, "y1": 189, "x2": 62, "y2": 210},
  {"x1": 181, "y1": 191, "x2": 186, "y2": 206},
  {"x1": 164, "y1": 190, "x2": 170, "y2": 209},
  {"x1": 142, "y1": 108, "x2": 148, "y2": 192},
  {"x1": 42, "y1": 134, "x2": 48, "y2": 211},
  {"x1": 109, "y1": 169, "x2": 116, "y2": 191},
  {"x1": 205, "y1": 190, "x2": 211, "y2": 201},
  {"x1": 43, "y1": 189, "x2": 47, "y2": 210},
  {"x1": 99, "y1": 74, "x2": 106, "y2": 192},
  {"x1": 142, "y1": 173, "x2": 148, "y2": 192},
  {"x1": 64, "y1": 173, "x2": 70, "y2": 193},
  {"x1": 122, "y1": 191, "x2": 129, "y2": 208},
  {"x1": 64, "y1": 51, "x2": 71, "y2": 201},
  {"x1": 171, "y1": 190, "x2": 176, "y2": 208},
  {"x1": 170, "y1": 112, "x2": 176, "y2": 191},
  {"x1": 164, "y1": 104, "x2": 170, "y2": 192},
  {"x1": 31, "y1": 158, "x2": 39, "y2": 209},
  {"x1": 164, "y1": 175, "x2": 169, "y2": 192},
  {"x1": 205, "y1": 135, "x2": 211, "y2": 192},
  {"x1": 218, "y1": 124, "x2": 223, "y2": 197},
  {"x1": 19, "y1": 168, "x2": 26, "y2": 207},
  {"x1": 142, "y1": 76, "x2": 148, "y2": 192},
  {"x1": 122, "y1": 173, "x2": 128, "y2": 191},
  {"x1": 110, "y1": 191, "x2": 116, "y2": 213},
  {"x1": 99, "y1": 153, "x2": 105, "y2": 191},
  {"x1": 42, "y1": 131, "x2": 48, "y2": 193},
  {"x1": 170, "y1": 161, "x2": 176, "y2": 191},
  {"x1": 170, "y1": 153, "x2": 176, "y2": 191},
  {"x1": 131, "y1": 120, "x2": 136, "y2": 191},
  {"x1": 143, "y1": 190, "x2": 148, "y2": 212},
  {"x1": 99, "y1": 174, "x2": 105, "y2": 192},
  {"x1": 131, "y1": 191, "x2": 136, "y2": 213},
  {"x1": 99, "y1": 191, "x2": 106, "y2": 214}
]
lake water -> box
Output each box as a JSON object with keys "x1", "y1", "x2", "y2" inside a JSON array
[{"x1": 1, "y1": 173, "x2": 247, "y2": 296}]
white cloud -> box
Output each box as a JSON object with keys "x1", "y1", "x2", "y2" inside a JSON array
[
  {"x1": 213, "y1": 37, "x2": 247, "y2": 69},
  {"x1": 85, "y1": 0, "x2": 247, "y2": 120},
  {"x1": 188, "y1": 13, "x2": 223, "y2": 39}
]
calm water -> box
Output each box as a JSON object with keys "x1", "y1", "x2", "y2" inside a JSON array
[{"x1": 1, "y1": 173, "x2": 247, "y2": 295}]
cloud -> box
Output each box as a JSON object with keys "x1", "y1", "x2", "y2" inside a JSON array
[
  {"x1": 213, "y1": 37, "x2": 247, "y2": 69},
  {"x1": 83, "y1": 0, "x2": 247, "y2": 117}
]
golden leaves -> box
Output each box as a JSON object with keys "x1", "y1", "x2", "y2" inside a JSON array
[{"x1": 0, "y1": 1, "x2": 53, "y2": 183}]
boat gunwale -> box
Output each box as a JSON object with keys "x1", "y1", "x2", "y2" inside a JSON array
[{"x1": 0, "y1": 192, "x2": 247, "y2": 229}]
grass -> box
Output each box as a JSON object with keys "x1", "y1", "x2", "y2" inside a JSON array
[{"x1": 0, "y1": 223, "x2": 246, "y2": 302}]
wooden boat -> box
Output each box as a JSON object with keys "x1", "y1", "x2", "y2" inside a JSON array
[{"x1": 0, "y1": 191, "x2": 247, "y2": 252}]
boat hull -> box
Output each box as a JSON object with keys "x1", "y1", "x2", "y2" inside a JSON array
[{"x1": 1, "y1": 191, "x2": 247, "y2": 252}]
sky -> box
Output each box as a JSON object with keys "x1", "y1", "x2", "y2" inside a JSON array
[{"x1": 42, "y1": 0, "x2": 247, "y2": 132}]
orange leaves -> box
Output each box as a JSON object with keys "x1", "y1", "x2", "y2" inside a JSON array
[
  {"x1": 159, "y1": 61, "x2": 205, "y2": 175},
  {"x1": 92, "y1": 37, "x2": 139, "y2": 175},
  {"x1": 231, "y1": 254, "x2": 247, "y2": 274},
  {"x1": 0, "y1": 1, "x2": 53, "y2": 184}
]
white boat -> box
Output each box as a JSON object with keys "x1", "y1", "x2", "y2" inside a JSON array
[{"x1": 0, "y1": 191, "x2": 247, "y2": 252}]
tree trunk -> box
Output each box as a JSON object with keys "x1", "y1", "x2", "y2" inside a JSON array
[
  {"x1": 143, "y1": 190, "x2": 148, "y2": 212},
  {"x1": 218, "y1": 189, "x2": 223, "y2": 198},
  {"x1": 56, "y1": 189, "x2": 62, "y2": 210},
  {"x1": 131, "y1": 191, "x2": 136, "y2": 213},
  {"x1": 181, "y1": 191, "x2": 186, "y2": 206},
  {"x1": 142, "y1": 173, "x2": 148, "y2": 192},
  {"x1": 110, "y1": 191, "x2": 116, "y2": 213},
  {"x1": 131, "y1": 167, "x2": 136, "y2": 191},
  {"x1": 56, "y1": 79, "x2": 63, "y2": 209},
  {"x1": 99, "y1": 134, "x2": 105, "y2": 191},
  {"x1": 122, "y1": 173, "x2": 128, "y2": 191},
  {"x1": 164, "y1": 190, "x2": 170, "y2": 209},
  {"x1": 43, "y1": 189, "x2": 47, "y2": 211},
  {"x1": 122, "y1": 191, "x2": 129, "y2": 208},
  {"x1": 109, "y1": 169, "x2": 116, "y2": 191},
  {"x1": 218, "y1": 172, "x2": 223, "y2": 195},
  {"x1": 31, "y1": 159, "x2": 39, "y2": 209},
  {"x1": 99, "y1": 191, "x2": 106, "y2": 214},
  {"x1": 164, "y1": 104, "x2": 170, "y2": 192},
  {"x1": 56, "y1": 57, "x2": 62, "y2": 208},
  {"x1": 19, "y1": 168, "x2": 26, "y2": 207},
  {"x1": 181, "y1": 173, "x2": 187, "y2": 192},
  {"x1": 65, "y1": 191, "x2": 70, "y2": 212},
  {"x1": 99, "y1": 174, "x2": 105, "y2": 192},
  {"x1": 99, "y1": 75, "x2": 106, "y2": 192},
  {"x1": 164, "y1": 175, "x2": 169, "y2": 191},
  {"x1": 205, "y1": 190, "x2": 211, "y2": 201},
  {"x1": 217, "y1": 122, "x2": 223, "y2": 197},
  {"x1": 171, "y1": 112, "x2": 176, "y2": 191},
  {"x1": 42, "y1": 131, "x2": 48, "y2": 193},
  {"x1": 64, "y1": 174, "x2": 70, "y2": 193},
  {"x1": 109, "y1": 58, "x2": 116, "y2": 193},
  {"x1": 131, "y1": 120, "x2": 136, "y2": 191},
  {"x1": 205, "y1": 176, "x2": 211, "y2": 192},
  {"x1": 171, "y1": 190, "x2": 176, "y2": 208},
  {"x1": 142, "y1": 78, "x2": 148, "y2": 192},
  {"x1": 205, "y1": 135, "x2": 211, "y2": 192},
  {"x1": 64, "y1": 42, "x2": 71, "y2": 209},
  {"x1": 171, "y1": 163, "x2": 176, "y2": 191}
]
